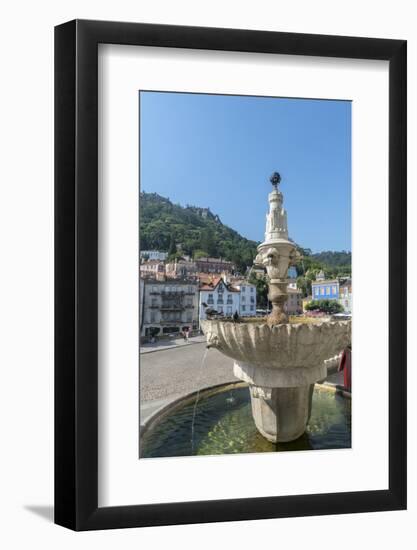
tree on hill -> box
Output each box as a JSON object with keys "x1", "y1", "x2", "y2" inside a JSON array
[
  {"x1": 296, "y1": 276, "x2": 311, "y2": 298},
  {"x1": 200, "y1": 227, "x2": 216, "y2": 257},
  {"x1": 248, "y1": 273, "x2": 269, "y2": 308},
  {"x1": 168, "y1": 235, "x2": 177, "y2": 258},
  {"x1": 294, "y1": 246, "x2": 351, "y2": 280},
  {"x1": 193, "y1": 249, "x2": 209, "y2": 259},
  {"x1": 311, "y1": 250, "x2": 351, "y2": 267}
]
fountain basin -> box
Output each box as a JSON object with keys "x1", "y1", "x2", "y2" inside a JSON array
[
  {"x1": 201, "y1": 319, "x2": 351, "y2": 442},
  {"x1": 201, "y1": 319, "x2": 351, "y2": 370}
]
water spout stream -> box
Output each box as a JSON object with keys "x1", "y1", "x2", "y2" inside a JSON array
[{"x1": 190, "y1": 347, "x2": 209, "y2": 454}]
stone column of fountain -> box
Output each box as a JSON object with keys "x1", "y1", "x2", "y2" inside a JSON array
[
  {"x1": 201, "y1": 173, "x2": 351, "y2": 443},
  {"x1": 255, "y1": 172, "x2": 300, "y2": 326}
]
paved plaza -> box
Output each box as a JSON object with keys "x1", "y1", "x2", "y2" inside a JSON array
[
  {"x1": 140, "y1": 334, "x2": 206, "y2": 354},
  {"x1": 139, "y1": 340, "x2": 344, "y2": 426},
  {"x1": 140, "y1": 341, "x2": 236, "y2": 424}
]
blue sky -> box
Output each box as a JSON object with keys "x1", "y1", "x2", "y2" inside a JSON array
[{"x1": 140, "y1": 91, "x2": 351, "y2": 252}]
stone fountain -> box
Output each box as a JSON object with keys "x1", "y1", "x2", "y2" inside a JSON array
[{"x1": 201, "y1": 173, "x2": 351, "y2": 443}]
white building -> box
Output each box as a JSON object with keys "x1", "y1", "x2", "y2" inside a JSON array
[
  {"x1": 284, "y1": 287, "x2": 303, "y2": 315},
  {"x1": 232, "y1": 280, "x2": 257, "y2": 316},
  {"x1": 199, "y1": 276, "x2": 256, "y2": 320},
  {"x1": 140, "y1": 250, "x2": 168, "y2": 261},
  {"x1": 199, "y1": 277, "x2": 240, "y2": 321}
]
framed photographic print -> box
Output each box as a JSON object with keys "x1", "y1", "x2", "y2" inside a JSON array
[{"x1": 55, "y1": 20, "x2": 406, "y2": 530}]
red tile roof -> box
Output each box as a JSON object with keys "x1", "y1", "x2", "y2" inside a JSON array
[{"x1": 199, "y1": 276, "x2": 242, "y2": 293}]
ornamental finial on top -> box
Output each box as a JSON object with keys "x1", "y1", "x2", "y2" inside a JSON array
[{"x1": 270, "y1": 171, "x2": 281, "y2": 189}]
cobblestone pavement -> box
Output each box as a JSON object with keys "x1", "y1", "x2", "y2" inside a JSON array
[
  {"x1": 140, "y1": 334, "x2": 206, "y2": 354},
  {"x1": 140, "y1": 342, "x2": 235, "y2": 403},
  {"x1": 139, "y1": 341, "x2": 345, "y2": 424},
  {"x1": 139, "y1": 342, "x2": 236, "y2": 423}
]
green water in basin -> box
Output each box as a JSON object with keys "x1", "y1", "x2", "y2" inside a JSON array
[{"x1": 140, "y1": 384, "x2": 351, "y2": 458}]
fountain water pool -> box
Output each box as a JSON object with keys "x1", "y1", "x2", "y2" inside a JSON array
[{"x1": 140, "y1": 383, "x2": 351, "y2": 458}]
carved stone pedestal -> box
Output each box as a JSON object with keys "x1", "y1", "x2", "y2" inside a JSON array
[
  {"x1": 233, "y1": 361, "x2": 327, "y2": 443},
  {"x1": 266, "y1": 279, "x2": 289, "y2": 326},
  {"x1": 249, "y1": 385, "x2": 314, "y2": 442}
]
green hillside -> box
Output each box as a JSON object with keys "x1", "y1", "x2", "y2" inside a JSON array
[
  {"x1": 295, "y1": 247, "x2": 351, "y2": 278},
  {"x1": 139, "y1": 192, "x2": 258, "y2": 272},
  {"x1": 310, "y1": 250, "x2": 351, "y2": 269},
  {"x1": 139, "y1": 192, "x2": 352, "y2": 279}
]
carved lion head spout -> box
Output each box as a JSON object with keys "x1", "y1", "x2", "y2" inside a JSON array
[
  {"x1": 206, "y1": 332, "x2": 220, "y2": 350},
  {"x1": 265, "y1": 248, "x2": 279, "y2": 264}
]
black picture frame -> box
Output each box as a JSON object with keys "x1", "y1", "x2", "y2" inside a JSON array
[{"x1": 55, "y1": 19, "x2": 407, "y2": 531}]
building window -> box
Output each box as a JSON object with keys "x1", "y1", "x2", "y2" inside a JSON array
[
  {"x1": 320, "y1": 288, "x2": 325, "y2": 296},
  {"x1": 218, "y1": 306, "x2": 223, "y2": 314},
  {"x1": 250, "y1": 287, "x2": 254, "y2": 292},
  {"x1": 251, "y1": 306, "x2": 254, "y2": 311},
  {"x1": 242, "y1": 296, "x2": 245, "y2": 302},
  {"x1": 242, "y1": 305, "x2": 246, "y2": 311},
  {"x1": 241, "y1": 287, "x2": 246, "y2": 292},
  {"x1": 227, "y1": 306, "x2": 232, "y2": 315}
]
